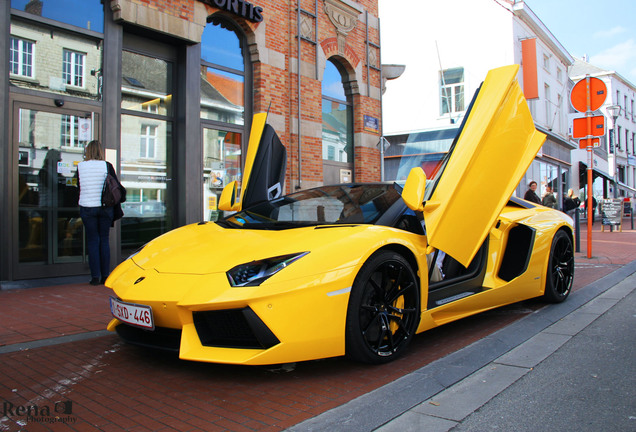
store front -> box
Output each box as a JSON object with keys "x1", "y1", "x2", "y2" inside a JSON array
[
  {"x1": 6, "y1": 0, "x2": 104, "y2": 280},
  {"x1": 516, "y1": 130, "x2": 574, "y2": 210},
  {"x1": 1, "y1": 0, "x2": 383, "y2": 283}
]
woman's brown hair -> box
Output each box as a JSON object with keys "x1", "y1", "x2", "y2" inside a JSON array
[{"x1": 84, "y1": 140, "x2": 104, "y2": 161}]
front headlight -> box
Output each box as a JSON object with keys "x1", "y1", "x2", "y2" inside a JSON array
[{"x1": 227, "y1": 252, "x2": 309, "y2": 287}]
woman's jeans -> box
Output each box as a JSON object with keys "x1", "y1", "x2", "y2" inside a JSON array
[{"x1": 80, "y1": 206, "x2": 114, "y2": 280}]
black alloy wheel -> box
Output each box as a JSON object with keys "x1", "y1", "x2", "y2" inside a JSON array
[
  {"x1": 345, "y1": 251, "x2": 420, "y2": 364},
  {"x1": 543, "y1": 230, "x2": 574, "y2": 303}
]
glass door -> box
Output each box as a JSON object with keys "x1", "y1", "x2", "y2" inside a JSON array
[
  {"x1": 202, "y1": 127, "x2": 242, "y2": 221},
  {"x1": 16, "y1": 106, "x2": 97, "y2": 269},
  {"x1": 120, "y1": 46, "x2": 175, "y2": 259},
  {"x1": 120, "y1": 114, "x2": 173, "y2": 259}
]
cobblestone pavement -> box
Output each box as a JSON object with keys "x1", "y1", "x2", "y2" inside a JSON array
[{"x1": 1, "y1": 222, "x2": 634, "y2": 431}]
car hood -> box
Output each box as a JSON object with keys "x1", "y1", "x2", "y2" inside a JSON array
[{"x1": 131, "y1": 222, "x2": 384, "y2": 275}]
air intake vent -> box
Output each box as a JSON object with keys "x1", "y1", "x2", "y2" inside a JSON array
[
  {"x1": 116, "y1": 324, "x2": 181, "y2": 352},
  {"x1": 193, "y1": 308, "x2": 280, "y2": 349}
]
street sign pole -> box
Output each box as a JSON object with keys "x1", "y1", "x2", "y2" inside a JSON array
[
  {"x1": 570, "y1": 74, "x2": 607, "y2": 259},
  {"x1": 586, "y1": 76, "x2": 593, "y2": 258}
]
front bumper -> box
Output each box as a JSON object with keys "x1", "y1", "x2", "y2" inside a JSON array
[{"x1": 107, "y1": 260, "x2": 356, "y2": 365}]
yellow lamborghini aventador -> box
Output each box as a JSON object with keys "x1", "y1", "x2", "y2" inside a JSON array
[{"x1": 106, "y1": 65, "x2": 574, "y2": 365}]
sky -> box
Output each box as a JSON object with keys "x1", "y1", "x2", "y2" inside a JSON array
[{"x1": 520, "y1": 0, "x2": 636, "y2": 85}]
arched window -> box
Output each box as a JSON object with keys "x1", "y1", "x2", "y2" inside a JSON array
[
  {"x1": 322, "y1": 60, "x2": 353, "y2": 164},
  {"x1": 200, "y1": 18, "x2": 246, "y2": 125},
  {"x1": 200, "y1": 17, "x2": 250, "y2": 221}
]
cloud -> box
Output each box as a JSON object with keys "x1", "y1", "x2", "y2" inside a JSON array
[
  {"x1": 590, "y1": 39, "x2": 636, "y2": 70},
  {"x1": 592, "y1": 26, "x2": 627, "y2": 39},
  {"x1": 590, "y1": 39, "x2": 636, "y2": 84}
]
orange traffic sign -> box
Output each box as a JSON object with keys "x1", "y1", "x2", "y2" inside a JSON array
[
  {"x1": 571, "y1": 77, "x2": 607, "y2": 112},
  {"x1": 578, "y1": 138, "x2": 600, "y2": 149},
  {"x1": 572, "y1": 115, "x2": 605, "y2": 138}
]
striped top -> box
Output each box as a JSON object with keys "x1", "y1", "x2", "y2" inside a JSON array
[{"x1": 78, "y1": 160, "x2": 107, "y2": 208}]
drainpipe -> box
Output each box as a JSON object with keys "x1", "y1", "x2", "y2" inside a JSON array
[{"x1": 296, "y1": 0, "x2": 302, "y2": 190}]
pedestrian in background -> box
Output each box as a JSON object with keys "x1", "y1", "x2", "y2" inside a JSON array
[
  {"x1": 524, "y1": 181, "x2": 541, "y2": 204},
  {"x1": 77, "y1": 140, "x2": 113, "y2": 285},
  {"x1": 542, "y1": 185, "x2": 558, "y2": 209},
  {"x1": 584, "y1": 195, "x2": 598, "y2": 222},
  {"x1": 563, "y1": 188, "x2": 581, "y2": 217}
]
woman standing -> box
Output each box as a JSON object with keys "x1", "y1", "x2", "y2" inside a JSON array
[{"x1": 78, "y1": 140, "x2": 113, "y2": 285}]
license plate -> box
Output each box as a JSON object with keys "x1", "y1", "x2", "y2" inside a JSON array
[{"x1": 110, "y1": 297, "x2": 154, "y2": 330}]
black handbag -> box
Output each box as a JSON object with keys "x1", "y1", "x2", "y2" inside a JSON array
[{"x1": 102, "y1": 162, "x2": 126, "y2": 208}]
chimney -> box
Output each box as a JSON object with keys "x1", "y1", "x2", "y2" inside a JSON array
[{"x1": 25, "y1": 0, "x2": 43, "y2": 16}]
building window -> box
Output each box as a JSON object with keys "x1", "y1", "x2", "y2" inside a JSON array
[
  {"x1": 10, "y1": 1, "x2": 104, "y2": 100},
  {"x1": 9, "y1": 37, "x2": 34, "y2": 78},
  {"x1": 139, "y1": 125, "x2": 157, "y2": 159},
  {"x1": 62, "y1": 49, "x2": 85, "y2": 87},
  {"x1": 327, "y1": 146, "x2": 336, "y2": 160},
  {"x1": 11, "y1": 0, "x2": 104, "y2": 32},
  {"x1": 61, "y1": 115, "x2": 88, "y2": 148},
  {"x1": 617, "y1": 126, "x2": 622, "y2": 150},
  {"x1": 440, "y1": 67, "x2": 464, "y2": 115},
  {"x1": 544, "y1": 84, "x2": 551, "y2": 125},
  {"x1": 556, "y1": 67, "x2": 562, "y2": 82},
  {"x1": 556, "y1": 94, "x2": 562, "y2": 132},
  {"x1": 200, "y1": 16, "x2": 250, "y2": 221},
  {"x1": 625, "y1": 95, "x2": 629, "y2": 118},
  {"x1": 617, "y1": 165, "x2": 625, "y2": 183},
  {"x1": 543, "y1": 54, "x2": 550, "y2": 71},
  {"x1": 200, "y1": 18, "x2": 246, "y2": 125},
  {"x1": 144, "y1": 103, "x2": 159, "y2": 114},
  {"x1": 322, "y1": 60, "x2": 353, "y2": 163}
]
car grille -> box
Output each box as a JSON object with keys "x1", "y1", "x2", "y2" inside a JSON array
[
  {"x1": 115, "y1": 324, "x2": 181, "y2": 352},
  {"x1": 193, "y1": 308, "x2": 280, "y2": 349}
]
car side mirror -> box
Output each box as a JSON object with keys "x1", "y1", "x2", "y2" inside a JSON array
[
  {"x1": 402, "y1": 167, "x2": 427, "y2": 212},
  {"x1": 218, "y1": 181, "x2": 241, "y2": 212}
]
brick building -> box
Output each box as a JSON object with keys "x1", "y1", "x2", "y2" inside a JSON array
[{"x1": 0, "y1": 0, "x2": 382, "y2": 282}]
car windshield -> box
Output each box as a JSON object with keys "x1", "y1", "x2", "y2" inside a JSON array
[
  {"x1": 219, "y1": 184, "x2": 403, "y2": 230},
  {"x1": 394, "y1": 127, "x2": 459, "y2": 183}
]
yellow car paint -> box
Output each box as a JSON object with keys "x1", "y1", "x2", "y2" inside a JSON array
[{"x1": 106, "y1": 66, "x2": 574, "y2": 365}]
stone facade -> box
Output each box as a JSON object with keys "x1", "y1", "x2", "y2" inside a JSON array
[{"x1": 111, "y1": 0, "x2": 383, "y2": 189}]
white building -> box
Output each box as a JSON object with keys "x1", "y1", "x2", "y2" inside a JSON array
[
  {"x1": 570, "y1": 59, "x2": 636, "y2": 199},
  {"x1": 380, "y1": 0, "x2": 576, "y2": 207}
]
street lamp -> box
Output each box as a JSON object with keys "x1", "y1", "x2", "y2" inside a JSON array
[{"x1": 606, "y1": 104, "x2": 621, "y2": 197}]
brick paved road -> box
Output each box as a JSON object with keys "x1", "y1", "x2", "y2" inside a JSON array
[{"x1": 1, "y1": 222, "x2": 634, "y2": 431}]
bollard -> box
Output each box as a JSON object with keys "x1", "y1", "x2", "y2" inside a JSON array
[{"x1": 575, "y1": 208, "x2": 580, "y2": 252}]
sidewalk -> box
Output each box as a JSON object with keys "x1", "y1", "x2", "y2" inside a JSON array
[{"x1": 376, "y1": 264, "x2": 636, "y2": 432}]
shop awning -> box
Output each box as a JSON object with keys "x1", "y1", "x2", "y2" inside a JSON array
[
  {"x1": 617, "y1": 181, "x2": 636, "y2": 195},
  {"x1": 579, "y1": 161, "x2": 613, "y2": 184}
]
